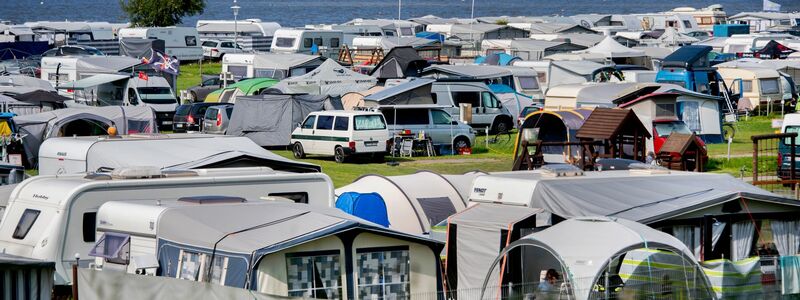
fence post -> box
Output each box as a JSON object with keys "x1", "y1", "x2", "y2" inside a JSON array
[{"x1": 753, "y1": 137, "x2": 758, "y2": 184}]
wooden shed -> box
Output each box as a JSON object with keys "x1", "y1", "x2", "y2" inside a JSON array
[
  {"x1": 657, "y1": 132, "x2": 708, "y2": 172},
  {"x1": 576, "y1": 108, "x2": 650, "y2": 167}
]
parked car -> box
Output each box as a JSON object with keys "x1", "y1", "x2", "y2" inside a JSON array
[
  {"x1": 202, "y1": 39, "x2": 242, "y2": 59},
  {"x1": 652, "y1": 118, "x2": 706, "y2": 153},
  {"x1": 379, "y1": 105, "x2": 476, "y2": 152},
  {"x1": 201, "y1": 104, "x2": 235, "y2": 134},
  {"x1": 40, "y1": 45, "x2": 105, "y2": 57},
  {"x1": 778, "y1": 113, "x2": 800, "y2": 180},
  {"x1": 173, "y1": 102, "x2": 220, "y2": 132},
  {"x1": 517, "y1": 105, "x2": 543, "y2": 127},
  {"x1": 291, "y1": 111, "x2": 389, "y2": 163},
  {"x1": 186, "y1": 75, "x2": 236, "y2": 102}
]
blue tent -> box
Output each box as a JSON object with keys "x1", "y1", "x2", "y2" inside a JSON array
[
  {"x1": 416, "y1": 31, "x2": 445, "y2": 43},
  {"x1": 335, "y1": 192, "x2": 390, "y2": 227}
]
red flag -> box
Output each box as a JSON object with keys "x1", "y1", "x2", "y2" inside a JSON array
[{"x1": 138, "y1": 71, "x2": 149, "y2": 81}]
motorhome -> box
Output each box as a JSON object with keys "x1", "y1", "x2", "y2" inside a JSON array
[
  {"x1": 196, "y1": 19, "x2": 281, "y2": 51},
  {"x1": 270, "y1": 28, "x2": 344, "y2": 59},
  {"x1": 430, "y1": 81, "x2": 514, "y2": 133},
  {"x1": 221, "y1": 52, "x2": 325, "y2": 79},
  {"x1": 117, "y1": 27, "x2": 203, "y2": 61},
  {"x1": 0, "y1": 167, "x2": 335, "y2": 285},
  {"x1": 55, "y1": 74, "x2": 178, "y2": 128},
  {"x1": 91, "y1": 199, "x2": 443, "y2": 297}
]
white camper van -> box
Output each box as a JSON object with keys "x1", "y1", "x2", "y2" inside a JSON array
[
  {"x1": 0, "y1": 167, "x2": 334, "y2": 285},
  {"x1": 56, "y1": 75, "x2": 178, "y2": 128},
  {"x1": 270, "y1": 28, "x2": 344, "y2": 59},
  {"x1": 117, "y1": 27, "x2": 203, "y2": 61}
]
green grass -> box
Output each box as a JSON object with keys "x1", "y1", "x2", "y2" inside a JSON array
[
  {"x1": 706, "y1": 116, "x2": 777, "y2": 157},
  {"x1": 177, "y1": 61, "x2": 222, "y2": 92}
]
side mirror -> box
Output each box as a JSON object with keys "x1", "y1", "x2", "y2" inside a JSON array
[{"x1": 297, "y1": 122, "x2": 302, "y2": 128}]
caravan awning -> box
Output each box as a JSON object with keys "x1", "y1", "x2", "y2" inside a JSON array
[
  {"x1": 364, "y1": 78, "x2": 435, "y2": 102},
  {"x1": 56, "y1": 74, "x2": 129, "y2": 90}
]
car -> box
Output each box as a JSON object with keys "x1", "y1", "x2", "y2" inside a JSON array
[
  {"x1": 652, "y1": 118, "x2": 706, "y2": 153},
  {"x1": 517, "y1": 105, "x2": 542, "y2": 127},
  {"x1": 778, "y1": 113, "x2": 800, "y2": 180},
  {"x1": 186, "y1": 75, "x2": 236, "y2": 102},
  {"x1": 379, "y1": 105, "x2": 476, "y2": 154},
  {"x1": 201, "y1": 39, "x2": 242, "y2": 60},
  {"x1": 201, "y1": 104, "x2": 235, "y2": 134},
  {"x1": 291, "y1": 111, "x2": 389, "y2": 163},
  {"x1": 173, "y1": 102, "x2": 220, "y2": 132},
  {"x1": 40, "y1": 45, "x2": 105, "y2": 57}
]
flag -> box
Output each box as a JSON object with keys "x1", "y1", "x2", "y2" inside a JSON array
[
  {"x1": 764, "y1": 0, "x2": 781, "y2": 12},
  {"x1": 138, "y1": 71, "x2": 148, "y2": 81},
  {"x1": 142, "y1": 49, "x2": 180, "y2": 75}
]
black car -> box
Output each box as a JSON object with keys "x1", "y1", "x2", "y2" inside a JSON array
[{"x1": 173, "y1": 103, "x2": 219, "y2": 132}]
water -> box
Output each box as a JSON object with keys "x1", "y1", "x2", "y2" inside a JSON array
[{"x1": 2, "y1": 0, "x2": 799, "y2": 27}]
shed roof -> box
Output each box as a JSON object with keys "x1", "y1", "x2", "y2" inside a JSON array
[
  {"x1": 575, "y1": 108, "x2": 651, "y2": 139},
  {"x1": 659, "y1": 133, "x2": 707, "y2": 155}
]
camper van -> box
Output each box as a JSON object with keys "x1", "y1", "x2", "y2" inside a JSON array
[
  {"x1": 221, "y1": 53, "x2": 325, "y2": 80},
  {"x1": 291, "y1": 111, "x2": 389, "y2": 163},
  {"x1": 422, "y1": 65, "x2": 543, "y2": 101},
  {"x1": 0, "y1": 167, "x2": 335, "y2": 285},
  {"x1": 117, "y1": 27, "x2": 203, "y2": 61},
  {"x1": 431, "y1": 81, "x2": 515, "y2": 133},
  {"x1": 270, "y1": 28, "x2": 344, "y2": 59},
  {"x1": 56, "y1": 74, "x2": 178, "y2": 128}
]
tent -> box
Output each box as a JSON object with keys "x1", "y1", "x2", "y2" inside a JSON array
[
  {"x1": 656, "y1": 27, "x2": 700, "y2": 47},
  {"x1": 488, "y1": 83, "x2": 535, "y2": 126},
  {"x1": 119, "y1": 38, "x2": 165, "y2": 60},
  {"x1": 37, "y1": 134, "x2": 321, "y2": 175},
  {"x1": 335, "y1": 171, "x2": 478, "y2": 235},
  {"x1": 269, "y1": 60, "x2": 377, "y2": 97},
  {"x1": 575, "y1": 36, "x2": 646, "y2": 58},
  {"x1": 480, "y1": 217, "x2": 714, "y2": 300},
  {"x1": 475, "y1": 53, "x2": 521, "y2": 66},
  {"x1": 335, "y1": 192, "x2": 390, "y2": 227},
  {"x1": 756, "y1": 40, "x2": 796, "y2": 59},
  {"x1": 363, "y1": 78, "x2": 436, "y2": 106},
  {"x1": 225, "y1": 94, "x2": 339, "y2": 147},
  {"x1": 0, "y1": 93, "x2": 63, "y2": 116},
  {"x1": 14, "y1": 106, "x2": 157, "y2": 166},
  {"x1": 369, "y1": 46, "x2": 429, "y2": 80},
  {"x1": 205, "y1": 78, "x2": 279, "y2": 103},
  {"x1": 514, "y1": 109, "x2": 591, "y2": 164},
  {"x1": 446, "y1": 203, "x2": 541, "y2": 296},
  {"x1": 340, "y1": 86, "x2": 385, "y2": 110}
]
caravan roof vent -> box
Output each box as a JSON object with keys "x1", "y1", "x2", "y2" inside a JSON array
[
  {"x1": 111, "y1": 166, "x2": 162, "y2": 179},
  {"x1": 628, "y1": 163, "x2": 671, "y2": 175},
  {"x1": 178, "y1": 196, "x2": 247, "y2": 204},
  {"x1": 541, "y1": 164, "x2": 584, "y2": 177}
]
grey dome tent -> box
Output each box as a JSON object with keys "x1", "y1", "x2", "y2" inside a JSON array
[
  {"x1": 268, "y1": 60, "x2": 377, "y2": 97},
  {"x1": 226, "y1": 94, "x2": 341, "y2": 147},
  {"x1": 369, "y1": 46, "x2": 429, "y2": 80}
]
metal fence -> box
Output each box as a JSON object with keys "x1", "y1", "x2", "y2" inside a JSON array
[{"x1": 752, "y1": 132, "x2": 800, "y2": 199}]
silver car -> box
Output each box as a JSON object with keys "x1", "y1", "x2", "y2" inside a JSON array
[
  {"x1": 379, "y1": 105, "x2": 476, "y2": 151},
  {"x1": 202, "y1": 104, "x2": 235, "y2": 134}
]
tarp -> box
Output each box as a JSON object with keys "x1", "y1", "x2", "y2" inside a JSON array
[
  {"x1": 575, "y1": 35, "x2": 645, "y2": 58},
  {"x1": 701, "y1": 257, "x2": 762, "y2": 299},
  {"x1": 475, "y1": 53, "x2": 521, "y2": 66},
  {"x1": 56, "y1": 74, "x2": 129, "y2": 90},
  {"x1": 269, "y1": 60, "x2": 377, "y2": 97},
  {"x1": 75, "y1": 56, "x2": 141, "y2": 74},
  {"x1": 119, "y1": 38, "x2": 165, "y2": 60},
  {"x1": 225, "y1": 94, "x2": 335, "y2": 146},
  {"x1": 363, "y1": 78, "x2": 435, "y2": 105},
  {"x1": 370, "y1": 46, "x2": 428, "y2": 80},
  {"x1": 13, "y1": 106, "x2": 157, "y2": 166},
  {"x1": 335, "y1": 192, "x2": 390, "y2": 227}
]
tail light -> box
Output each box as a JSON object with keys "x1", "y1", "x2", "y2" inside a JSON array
[
  {"x1": 348, "y1": 141, "x2": 356, "y2": 152},
  {"x1": 216, "y1": 112, "x2": 222, "y2": 126},
  {"x1": 211, "y1": 48, "x2": 219, "y2": 53},
  {"x1": 187, "y1": 115, "x2": 194, "y2": 124}
]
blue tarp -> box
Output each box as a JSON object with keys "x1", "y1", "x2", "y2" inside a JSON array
[
  {"x1": 474, "y1": 53, "x2": 520, "y2": 66},
  {"x1": 416, "y1": 31, "x2": 445, "y2": 43},
  {"x1": 335, "y1": 192, "x2": 390, "y2": 227}
]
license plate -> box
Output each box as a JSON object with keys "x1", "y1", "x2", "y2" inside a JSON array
[
  {"x1": 365, "y1": 141, "x2": 379, "y2": 147},
  {"x1": 176, "y1": 124, "x2": 183, "y2": 128},
  {"x1": 163, "y1": 121, "x2": 173, "y2": 125}
]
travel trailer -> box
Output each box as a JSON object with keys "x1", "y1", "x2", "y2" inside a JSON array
[
  {"x1": 91, "y1": 199, "x2": 443, "y2": 297},
  {"x1": 716, "y1": 66, "x2": 787, "y2": 111},
  {"x1": 0, "y1": 167, "x2": 335, "y2": 285},
  {"x1": 117, "y1": 27, "x2": 203, "y2": 61},
  {"x1": 39, "y1": 56, "x2": 140, "y2": 88},
  {"x1": 221, "y1": 52, "x2": 325, "y2": 79},
  {"x1": 633, "y1": 13, "x2": 700, "y2": 33},
  {"x1": 196, "y1": 19, "x2": 281, "y2": 51},
  {"x1": 55, "y1": 74, "x2": 178, "y2": 128},
  {"x1": 667, "y1": 4, "x2": 727, "y2": 31},
  {"x1": 270, "y1": 28, "x2": 344, "y2": 59}
]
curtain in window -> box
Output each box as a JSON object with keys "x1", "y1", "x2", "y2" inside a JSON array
[
  {"x1": 673, "y1": 225, "x2": 701, "y2": 258},
  {"x1": 681, "y1": 101, "x2": 701, "y2": 132},
  {"x1": 357, "y1": 250, "x2": 410, "y2": 299},
  {"x1": 773, "y1": 220, "x2": 800, "y2": 256},
  {"x1": 286, "y1": 254, "x2": 341, "y2": 299},
  {"x1": 732, "y1": 221, "x2": 755, "y2": 261},
  {"x1": 179, "y1": 252, "x2": 201, "y2": 281}
]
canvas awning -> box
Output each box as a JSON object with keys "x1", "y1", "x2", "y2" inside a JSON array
[{"x1": 56, "y1": 74, "x2": 129, "y2": 90}]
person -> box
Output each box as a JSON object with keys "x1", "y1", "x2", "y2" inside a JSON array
[{"x1": 538, "y1": 269, "x2": 560, "y2": 293}]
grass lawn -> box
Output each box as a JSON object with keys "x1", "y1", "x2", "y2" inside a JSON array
[
  {"x1": 177, "y1": 61, "x2": 222, "y2": 92},
  {"x1": 705, "y1": 115, "x2": 783, "y2": 177}
]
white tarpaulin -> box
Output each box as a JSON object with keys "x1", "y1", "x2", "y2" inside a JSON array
[
  {"x1": 575, "y1": 35, "x2": 645, "y2": 58},
  {"x1": 269, "y1": 60, "x2": 377, "y2": 96}
]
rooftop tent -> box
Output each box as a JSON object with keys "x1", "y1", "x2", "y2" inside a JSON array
[
  {"x1": 369, "y1": 46, "x2": 429, "y2": 80},
  {"x1": 269, "y1": 60, "x2": 377, "y2": 97},
  {"x1": 225, "y1": 94, "x2": 335, "y2": 147},
  {"x1": 661, "y1": 45, "x2": 713, "y2": 70},
  {"x1": 480, "y1": 217, "x2": 713, "y2": 300},
  {"x1": 335, "y1": 192, "x2": 390, "y2": 227},
  {"x1": 335, "y1": 171, "x2": 470, "y2": 235},
  {"x1": 363, "y1": 78, "x2": 435, "y2": 106},
  {"x1": 38, "y1": 135, "x2": 321, "y2": 175},
  {"x1": 756, "y1": 40, "x2": 796, "y2": 59},
  {"x1": 574, "y1": 35, "x2": 646, "y2": 59},
  {"x1": 13, "y1": 106, "x2": 157, "y2": 166},
  {"x1": 422, "y1": 64, "x2": 511, "y2": 80},
  {"x1": 446, "y1": 203, "x2": 542, "y2": 295}
]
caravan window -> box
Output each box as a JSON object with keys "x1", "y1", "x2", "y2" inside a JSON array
[
  {"x1": 761, "y1": 79, "x2": 780, "y2": 94},
  {"x1": 356, "y1": 247, "x2": 410, "y2": 299},
  {"x1": 12, "y1": 209, "x2": 40, "y2": 239},
  {"x1": 303, "y1": 38, "x2": 313, "y2": 48},
  {"x1": 334, "y1": 116, "x2": 349, "y2": 131},
  {"x1": 88, "y1": 232, "x2": 130, "y2": 264},
  {"x1": 286, "y1": 251, "x2": 342, "y2": 299},
  {"x1": 209, "y1": 255, "x2": 228, "y2": 285},
  {"x1": 330, "y1": 38, "x2": 340, "y2": 48},
  {"x1": 518, "y1": 76, "x2": 540, "y2": 90},
  {"x1": 656, "y1": 103, "x2": 676, "y2": 117},
  {"x1": 316, "y1": 115, "x2": 334, "y2": 130},
  {"x1": 314, "y1": 38, "x2": 323, "y2": 46},
  {"x1": 302, "y1": 116, "x2": 316, "y2": 129},
  {"x1": 185, "y1": 36, "x2": 197, "y2": 46},
  {"x1": 83, "y1": 212, "x2": 97, "y2": 242},
  {"x1": 275, "y1": 38, "x2": 295, "y2": 48},
  {"x1": 400, "y1": 27, "x2": 413, "y2": 36},
  {"x1": 48, "y1": 73, "x2": 69, "y2": 82},
  {"x1": 683, "y1": 20, "x2": 692, "y2": 28},
  {"x1": 451, "y1": 92, "x2": 480, "y2": 107}
]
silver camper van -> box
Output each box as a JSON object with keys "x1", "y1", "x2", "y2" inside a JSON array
[{"x1": 431, "y1": 81, "x2": 514, "y2": 133}]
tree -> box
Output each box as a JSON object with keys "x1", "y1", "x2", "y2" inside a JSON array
[{"x1": 120, "y1": 0, "x2": 205, "y2": 27}]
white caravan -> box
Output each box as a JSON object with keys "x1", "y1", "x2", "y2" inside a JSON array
[
  {"x1": 117, "y1": 27, "x2": 202, "y2": 61},
  {"x1": 39, "y1": 56, "x2": 140, "y2": 88},
  {"x1": 0, "y1": 167, "x2": 334, "y2": 285},
  {"x1": 221, "y1": 52, "x2": 325, "y2": 79},
  {"x1": 270, "y1": 28, "x2": 344, "y2": 59},
  {"x1": 196, "y1": 19, "x2": 281, "y2": 51}
]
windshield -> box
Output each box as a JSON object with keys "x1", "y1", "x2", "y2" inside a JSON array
[
  {"x1": 654, "y1": 121, "x2": 692, "y2": 137},
  {"x1": 785, "y1": 126, "x2": 800, "y2": 145},
  {"x1": 138, "y1": 87, "x2": 177, "y2": 104},
  {"x1": 354, "y1": 115, "x2": 386, "y2": 130},
  {"x1": 175, "y1": 105, "x2": 191, "y2": 115}
]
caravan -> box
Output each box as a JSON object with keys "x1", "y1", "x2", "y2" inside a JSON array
[
  {"x1": 0, "y1": 167, "x2": 335, "y2": 285},
  {"x1": 196, "y1": 19, "x2": 281, "y2": 51},
  {"x1": 117, "y1": 27, "x2": 203, "y2": 61},
  {"x1": 270, "y1": 28, "x2": 344, "y2": 59},
  {"x1": 39, "y1": 56, "x2": 140, "y2": 88},
  {"x1": 221, "y1": 53, "x2": 325, "y2": 80}
]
